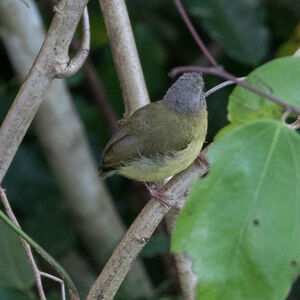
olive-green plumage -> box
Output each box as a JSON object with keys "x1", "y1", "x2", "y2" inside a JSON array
[{"x1": 99, "y1": 72, "x2": 207, "y2": 182}]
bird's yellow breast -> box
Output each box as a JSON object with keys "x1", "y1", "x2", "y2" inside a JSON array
[{"x1": 117, "y1": 138, "x2": 203, "y2": 182}]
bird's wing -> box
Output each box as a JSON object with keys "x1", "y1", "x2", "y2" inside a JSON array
[
  {"x1": 101, "y1": 101, "x2": 192, "y2": 170},
  {"x1": 100, "y1": 130, "x2": 141, "y2": 171}
]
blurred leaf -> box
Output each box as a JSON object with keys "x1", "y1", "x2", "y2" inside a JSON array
[
  {"x1": 172, "y1": 119, "x2": 300, "y2": 300},
  {"x1": 98, "y1": 47, "x2": 124, "y2": 116},
  {"x1": 89, "y1": 12, "x2": 108, "y2": 48},
  {"x1": 141, "y1": 234, "x2": 169, "y2": 258},
  {"x1": 0, "y1": 220, "x2": 34, "y2": 291},
  {"x1": 277, "y1": 23, "x2": 300, "y2": 57},
  {"x1": 0, "y1": 286, "x2": 30, "y2": 300},
  {"x1": 3, "y1": 144, "x2": 59, "y2": 213},
  {"x1": 47, "y1": 291, "x2": 62, "y2": 300},
  {"x1": 187, "y1": 0, "x2": 269, "y2": 65},
  {"x1": 23, "y1": 201, "x2": 76, "y2": 258},
  {"x1": 66, "y1": 69, "x2": 83, "y2": 87}
]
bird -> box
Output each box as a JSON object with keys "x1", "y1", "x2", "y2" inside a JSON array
[{"x1": 99, "y1": 72, "x2": 208, "y2": 203}]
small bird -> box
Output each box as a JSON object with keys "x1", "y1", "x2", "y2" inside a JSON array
[{"x1": 99, "y1": 72, "x2": 208, "y2": 202}]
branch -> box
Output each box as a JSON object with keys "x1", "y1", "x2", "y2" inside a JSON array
[
  {"x1": 0, "y1": 189, "x2": 78, "y2": 299},
  {"x1": 55, "y1": 7, "x2": 90, "y2": 78},
  {"x1": 86, "y1": 149, "x2": 209, "y2": 299},
  {"x1": 165, "y1": 196, "x2": 198, "y2": 300},
  {"x1": 172, "y1": 1, "x2": 300, "y2": 116},
  {"x1": 0, "y1": 0, "x2": 89, "y2": 184},
  {"x1": 99, "y1": 0, "x2": 150, "y2": 118},
  {"x1": 0, "y1": 187, "x2": 47, "y2": 300},
  {"x1": 205, "y1": 77, "x2": 246, "y2": 97},
  {"x1": 173, "y1": 0, "x2": 218, "y2": 67}
]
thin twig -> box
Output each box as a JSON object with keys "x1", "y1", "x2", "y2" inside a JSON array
[
  {"x1": 55, "y1": 7, "x2": 90, "y2": 77},
  {"x1": 0, "y1": 196, "x2": 78, "y2": 298},
  {"x1": 0, "y1": 187, "x2": 67, "y2": 300},
  {"x1": 173, "y1": 0, "x2": 218, "y2": 67},
  {"x1": 40, "y1": 272, "x2": 66, "y2": 300},
  {"x1": 0, "y1": 187, "x2": 46, "y2": 300},
  {"x1": 171, "y1": 2, "x2": 300, "y2": 115},
  {"x1": 170, "y1": 66, "x2": 300, "y2": 115},
  {"x1": 205, "y1": 77, "x2": 246, "y2": 97}
]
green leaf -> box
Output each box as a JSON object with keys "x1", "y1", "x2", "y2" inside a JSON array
[
  {"x1": 187, "y1": 0, "x2": 269, "y2": 64},
  {"x1": 228, "y1": 57, "x2": 300, "y2": 126},
  {"x1": 0, "y1": 220, "x2": 34, "y2": 291},
  {"x1": 0, "y1": 286, "x2": 30, "y2": 300},
  {"x1": 172, "y1": 119, "x2": 300, "y2": 300}
]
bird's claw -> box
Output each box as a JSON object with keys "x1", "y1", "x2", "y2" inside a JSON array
[{"x1": 144, "y1": 183, "x2": 170, "y2": 207}]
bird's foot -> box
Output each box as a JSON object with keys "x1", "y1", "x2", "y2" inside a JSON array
[
  {"x1": 196, "y1": 153, "x2": 210, "y2": 168},
  {"x1": 144, "y1": 183, "x2": 170, "y2": 207}
]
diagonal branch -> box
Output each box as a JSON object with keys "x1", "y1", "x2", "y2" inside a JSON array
[
  {"x1": 0, "y1": 0, "x2": 89, "y2": 184},
  {"x1": 86, "y1": 148, "x2": 209, "y2": 299}
]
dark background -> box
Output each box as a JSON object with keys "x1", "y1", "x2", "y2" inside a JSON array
[{"x1": 0, "y1": 0, "x2": 299, "y2": 299}]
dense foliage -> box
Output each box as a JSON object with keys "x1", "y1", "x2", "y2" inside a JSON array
[{"x1": 0, "y1": 0, "x2": 299, "y2": 299}]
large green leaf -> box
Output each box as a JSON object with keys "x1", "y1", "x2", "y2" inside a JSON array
[
  {"x1": 172, "y1": 119, "x2": 300, "y2": 300},
  {"x1": 0, "y1": 220, "x2": 34, "y2": 291},
  {"x1": 229, "y1": 56, "x2": 300, "y2": 124},
  {"x1": 216, "y1": 56, "x2": 300, "y2": 140},
  {"x1": 187, "y1": 0, "x2": 269, "y2": 65}
]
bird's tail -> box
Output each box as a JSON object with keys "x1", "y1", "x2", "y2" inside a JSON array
[{"x1": 98, "y1": 166, "x2": 116, "y2": 179}]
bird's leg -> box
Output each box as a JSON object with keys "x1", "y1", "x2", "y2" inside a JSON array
[
  {"x1": 196, "y1": 153, "x2": 210, "y2": 168},
  {"x1": 143, "y1": 182, "x2": 170, "y2": 207}
]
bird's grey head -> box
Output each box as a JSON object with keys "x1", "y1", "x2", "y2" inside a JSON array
[{"x1": 163, "y1": 72, "x2": 206, "y2": 114}]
